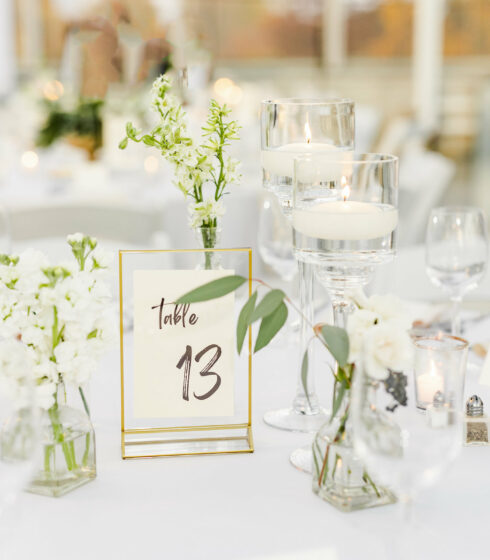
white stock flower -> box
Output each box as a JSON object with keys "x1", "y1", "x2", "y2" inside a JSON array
[
  {"x1": 189, "y1": 199, "x2": 225, "y2": 229},
  {"x1": 67, "y1": 233, "x2": 84, "y2": 244},
  {"x1": 362, "y1": 322, "x2": 413, "y2": 380},
  {"x1": 0, "y1": 237, "x2": 115, "y2": 406}
]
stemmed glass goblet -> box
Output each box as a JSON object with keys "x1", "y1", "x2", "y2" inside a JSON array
[
  {"x1": 292, "y1": 153, "x2": 399, "y2": 500},
  {"x1": 426, "y1": 206, "x2": 488, "y2": 336}
]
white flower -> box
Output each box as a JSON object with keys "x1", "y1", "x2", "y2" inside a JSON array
[
  {"x1": 364, "y1": 294, "x2": 412, "y2": 330},
  {"x1": 67, "y1": 233, "x2": 84, "y2": 244},
  {"x1": 362, "y1": 322, "x2": 413, "y2": 380},
  {"x1": 347, "y1": 308, "x2": 378, "y2": 363},
  {"x1": 0, "y1": 235, "x2": 116, "y2": 408},
  {"x1": 189, "y1": 199, "x2": 225, "y2": 229}
]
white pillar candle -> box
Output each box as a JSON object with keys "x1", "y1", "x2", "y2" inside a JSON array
[
  {"x1": 416, "y1": 370, "x2": 444, "y2": 406},
  {"x1": 261, "y1": 142, "x2": 339, "y2": 179},
  {"x1": 292, "y1": 201, "x2": 398, "y2": 240}
]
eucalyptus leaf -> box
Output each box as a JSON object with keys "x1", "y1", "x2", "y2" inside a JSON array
[
  {"x1": 176, "y1": 275, "x2": 247, "y2": 304},
  {"x1": 254, "y1": 301, "x2": 288, "y2": 353},
  {"x1": 301, "y1": 350, "x2": 311, "y2": 408},
  {"x1": 249, "y1": 289, "x2": 285, "y2": 323},
  {"x1": 236, "y1": 291, "x2": 258, "y2": 354},
  {"x1": 330, "y1": 380, "x2": 347, "y2": 420},
  {"x1": 320, "y1": 324, "x2": 350, "y2": 367}
]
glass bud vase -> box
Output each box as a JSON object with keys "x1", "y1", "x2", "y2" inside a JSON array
[
  {"x1": 312, "y1": 386, "x2": 395, "y2": 512},
  {"x1": 195, "y1": 226, "x2": 222, "y2": 270},
  {"x1": 28, "y1": 384, "x2": 96, "y2": 497}
]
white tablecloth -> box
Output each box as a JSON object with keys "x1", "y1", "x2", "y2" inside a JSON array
[{"x1": 5, "y1": 248, "x2": 490, "y2": 560}]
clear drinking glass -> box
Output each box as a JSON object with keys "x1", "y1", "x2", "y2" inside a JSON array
[
  {"x1": 351, "y1": 334, "x2": 467, "y2": 516},
  {"x1": 293, "y1": 152, "x2": 398, "y2": 497},
  {"x1": 426, "y1": 206, "x2": 488, "y2": 336},
  {"x1": 260, "y1": 98, "x2": 355, "y2": 434}
]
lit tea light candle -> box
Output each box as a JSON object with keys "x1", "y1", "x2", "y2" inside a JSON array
[
  {"x1": 292, "y1": 178, "x2": 398, "y2": 241},
  {"x1": 416, "y1": 362, "x2": 444, "y2": 408},
  {"x1": 261, "y1": 122, "x2": 339, "y2": 179}
]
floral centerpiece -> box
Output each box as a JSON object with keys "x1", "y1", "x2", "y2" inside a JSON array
[
  {"x1": 176, "y1": 276, "x2": 413, "y2": 511},
  {"x1": 0, "y1": 234, "x2": 115, "y2": 497},
  {"x1": 36, "y1": 98, "x2": 104, "y2": 161},
  {"x1": 119, "y1": 75, "x2": 241, "y2": 269}
]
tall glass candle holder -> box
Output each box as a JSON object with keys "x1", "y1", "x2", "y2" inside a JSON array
[
  {"x1": 260, "y1": 98, "x2": 355, "y2": 433},
  {"x1": 293, "y1": 153, "x2": 399, "y2": 500}
]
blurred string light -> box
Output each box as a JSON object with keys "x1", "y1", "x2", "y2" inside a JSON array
[
  {"x1": 213, "y1": 78, "x2": 243, "y2": 106},
  {"x1": 144, "y1": 155, "x2": 159, "y2": 175},
  {"x1": 21, "y1": 151, "x2": 39, "y2": 169},
  {"x1": 42, "y1": 80, "x2": 64, "y2": 101}
]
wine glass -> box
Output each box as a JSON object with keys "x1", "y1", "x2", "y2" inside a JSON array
[
  {"x1": 351, "y1": 333, "x2": 467, "y2": 538},
  {"x1": 426, "y1": 206, "x2": 488, "y2": 336}
]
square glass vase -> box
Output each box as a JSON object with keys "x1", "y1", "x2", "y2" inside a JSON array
[{"x1": 28, "y1": 388, "x2": 96, "y2": 497}]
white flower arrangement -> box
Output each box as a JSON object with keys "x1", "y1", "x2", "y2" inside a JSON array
[
  {"x1": 119, "y1": 75, "x2": 241, "y2": 232},
  {"x1": 347, "y1": 292, "x2": 413, "y2": 380},
  {"x1": 0, "y1": 234, "x2": 116, "y2": 410}
]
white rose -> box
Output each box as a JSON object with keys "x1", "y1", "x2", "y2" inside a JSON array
[
  {"x1": 362, "y1": 321, "x2": 413, "y2": 380},
  {"x1": 347, "y1": 308, "x2": 378, "y2": 363},
  {"x1": 365, "y1": 294, "x2": 413, "y2": 330}
]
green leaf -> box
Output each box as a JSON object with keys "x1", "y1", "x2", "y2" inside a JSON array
[
  {"x1": 331, "y1": 380, "x2": 347, "y2": 420},
  {"x1": 176, "y1": 275, "x2": 247, "y2": 304},
  {"x1": 236, "y1": 291, "x2": 257, "y2": 354},
  {"x1": 301, "y1": 349, "x2": 311, "y2": 409},
  {"x1": 118, "y1": 137, "x2": 128, "y2": 150},
  {"x1": 320, "y1": 324, "x2": 350, "y2": 367},
  {"x1": 249, "y1": 289, "x2": 285, "y2": 323},
  {"x1": 254, "y1": 301, "x2": 288, "y2": 353}
]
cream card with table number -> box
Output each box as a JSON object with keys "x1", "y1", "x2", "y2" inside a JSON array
[
  {"x1": 119, "y1": 247, "x2": 253, "y2": 459},
  {"x1": 133, "y1": 269, "x2": 235, "y2": 419}
]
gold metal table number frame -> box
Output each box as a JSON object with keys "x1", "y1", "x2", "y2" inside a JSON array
[{"x1": 119, "y1": 247, "x2": 253, "y2": 459}]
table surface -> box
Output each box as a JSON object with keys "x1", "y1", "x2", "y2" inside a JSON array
[{"x1": 5, "y1": 247, "x2": 490, "y2": 560}]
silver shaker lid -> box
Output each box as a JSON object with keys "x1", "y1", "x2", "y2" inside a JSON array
[{"x1": 466, "y1": 395, "x2": 484, "y2": 417}]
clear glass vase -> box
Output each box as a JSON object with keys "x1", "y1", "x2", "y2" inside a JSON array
[
  {"x1": 28, "y1": 385, "x2": 96, "y2": 497},
  {"x1": 195, "y1": 226, "x2": 222, "y2": 270},
  {"x1": 312, "y1": 385, "x2": 395, "y2": 512}
]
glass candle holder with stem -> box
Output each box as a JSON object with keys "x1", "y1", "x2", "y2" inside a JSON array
[
  {"x1": 291, "y1": 153, "x2": 398, "y2": 490},
  {"x1": 426, "y1": 206, "x2": 488, "y2": 337},
  {"x1": 260, "y1": 98, "x2": 355, "y2": 433}
]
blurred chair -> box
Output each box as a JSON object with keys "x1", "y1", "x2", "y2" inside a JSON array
[
  {"x1": 8, "y1": 204, "x2": 162, "y2": 245},
  {"x1": 355, "y1": 105, "x2": 382, "y2": 152},
  {"x1": 397, "y1": 148, "x2": 456, "y2": 247}
]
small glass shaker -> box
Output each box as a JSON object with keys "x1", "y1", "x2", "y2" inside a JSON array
[{"x1": 464, "y1": 395, "x2": 489, "y2": 446}]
